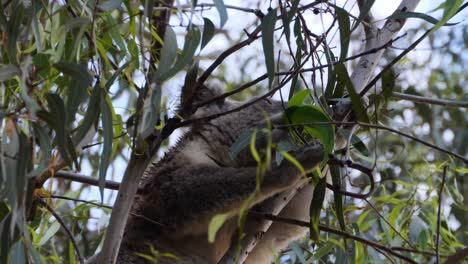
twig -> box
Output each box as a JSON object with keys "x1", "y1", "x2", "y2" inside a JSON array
[
  {"x1": 326, "y1": 158, "x2": 375, "y2": 199},
  {"x1": 436, "y1": 165, "x2": 448, "y2": 264},
  {"x1": 249, "y1": 212, "x2": 418, "y2": 264},
  {"x1": 392, "y1": 92, "x2": 468, "y2": 108},
  {"x1": 54, "y1": 171, "x2": 120, "y2": 190},
  {"x1": 51, "y1": 195, "x2": 113, "y2": 209},
  {"x1": 182, "y1": 25, "x2": 262, "y2": 116},
  {"x1": 390, "y1": 246, "x2": 444, "y2": 257},
  {"x1": 36, "y1": 198, "x2": 84, "y2": 263},
  {"x1": 275, "y1": 121, "x2": 468, "y2": 164},
  {"x1": 195, "y1": 35, "x2": 406, "y2": 109}
]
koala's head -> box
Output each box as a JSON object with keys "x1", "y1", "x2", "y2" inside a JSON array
[{"x1": 179, "y1": 85, "x2": 227, "y2": 117}]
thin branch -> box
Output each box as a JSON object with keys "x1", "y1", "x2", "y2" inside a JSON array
[
  {"x1": 392, "y1": 92, "x2": 468, "y2": 108},
  {"x1": 54, "y1": 171, "x2": 121, "y2": 190},
  {"x1": 275, "y1": 121, "x2": 468, "y2": 164},
  {"x1": 181, "y1": 25, "x2": 262, "y2": 116},
  {"x1": 195, "y1": 34, "x2": 406, "y2": 109},
  {"x1": 37, "y1": 198, "x2": 84, "y2": 263},
  {"x1": 327, "y1": 158, "x2": 375, "y2": 199},
  {"x1": 436, "y1": 165, "x2": 448, "y2": 264},
  {"x1": 51, "y1": 195, "x2": 113, "y2": 209},
  {"x1": 249, "y1": 212, "x2": 418, "y2": 264},
  {"x1": 390, "y1": 246, "x2": 444, "y2": 257}
]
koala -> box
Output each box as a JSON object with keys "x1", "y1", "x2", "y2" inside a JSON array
[{"x1": 116, "y1": 86, "x2": 325, "y2": 264}]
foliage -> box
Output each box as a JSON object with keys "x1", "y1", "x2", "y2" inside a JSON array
[{"x1": 0, "y1": 0, "x2": 466, "y2": 263}]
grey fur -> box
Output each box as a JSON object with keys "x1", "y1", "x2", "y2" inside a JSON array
[{"x1": 115, "y1": 87, "x2": 325, "y2": 264}]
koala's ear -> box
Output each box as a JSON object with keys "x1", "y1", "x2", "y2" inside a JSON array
[{"x1": 181, "y1": 84, "x2": 224, "y2": 112}]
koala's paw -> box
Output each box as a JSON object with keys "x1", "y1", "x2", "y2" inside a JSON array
[{"x1": 292, "y1": 140, "x2": 325, "y2": 173}]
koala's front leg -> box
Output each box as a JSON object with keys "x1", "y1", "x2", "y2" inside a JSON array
[{"x1": 155, "y1": 143, "x2": 324, "y2": 237}]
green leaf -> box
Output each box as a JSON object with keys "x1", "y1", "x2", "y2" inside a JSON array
[
  {"x1": 181, "y1": 60, "x2": 200, "y2": 103},
  {"x1": 0, "y1": 202, "x2": 9, "y2": 222},
  {"x1": 335, "y1": 64, "x2": 369, "y2": 123},
  {"x1": 99, "y1": 0, "x2": 123, "y2": 11},
  {"x1": 104, "y1": 14, "x2": 126, "y2": 51},
  {"x1": 335, "y1": 7, "x2": 350, "y2": 62},
  {"x1": 330, "y1": 166, "x2": 345, "y2": 231},
  {"x1": 338, "y1": 128, "x2": 369, "y2": 156},
  {"x1": 73, "y1": 83, "x2": 100, "y2": 145},
  {"x1": 381, "y1": 68, "x2": 396, "y2": 100},
  {"x1": 285, "y1": 106, "x2": 335, "y2": 154},
  {"x1": 351, "y1": 0, "x2": 375, "y2": 32},
  {"x1": 208, "y1": 213, "x2": 229, "y2": 243},
  {"x1": 99, "y1": 93, "x2": 114, "y2": 201},
  {"x1": 32, "y1": 124, "x2": 52, "y2": 172},
  {"x1": 37, "y1": 94, "x2": 72, "y2": 165},
  {"x1": 309, "y1": 176, "x2": 327, "y2": 241},
  {"x1": 0, "y1": 213, "x2": 12, "y2": 264},
  {"x1": 5, "y1": 3, "x2": 24, "y2": 63},
  {"x1": 139, "y1": 82, "x2": 162, "y2": 138},
  {"x1": 288, "y1": 89, "x2": 310, "y2": 107},
  {"x1": 387, "y1": 11, "x2": 459, "y2": 27},
  {"x1": 409, "y1": 216, "x2": 428, "y2": 245},
  {"x1": 10, "y1": 240, "x2": 26, "y2": 264},
  {"x1": 158, "y1": 25, "x2": 201, "y2": 82},
  {"x1": 54, "y1": 62, "x2": 92, "y2": 84},
  {"x1": 212, "y1": 0, "x2": 228, "y2": 28},
  {"x1": 37, "y1": 221, "x2": 61, "y2": 246},
  {"x1": 262, "y1": 9, "x2": 277, "y2": 88},
  {"x1": 201, "y1": 18, "x2": 215, "y2": 49},
  {"x1": 128, "y1": 38, "x2": 140, "y2": 68},
  {"x1": 324, "y1": 46, "x2": 338, "y2": 98},
  {"x1": 157, "y1": 26, "x2": 178, "y2": 80}
]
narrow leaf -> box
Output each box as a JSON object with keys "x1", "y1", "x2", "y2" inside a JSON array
[
  {"x1": 262, "y1": 9, "x2": 277, "y2": 88},
  {"x1": 212, "y1": 0, "x2": 228, "y2": 28},
  {"x1": 99, "y1": 93, "x2": 114, "y2": 201},
  {"x1": 99, "y1": 0, "x2": 123, "y2": 11},
  {"x1": 208, "y1": 213, "x2": 229, "y2": 243},
  {"x1": 201, "y1": 18, "x2": 215, "y2": 49},
  {"x1": 309, "y1": 176, "x2": 327, "y2": 241},
  {"x1": 335, "y1": 64, "x2": 369, "y2": 123},
  {"x1": 156, "y1": 26, "x2": 178, "y2": 81},
  {"x1": 158, "y1": 25, "x2": 201, "y2": 82},
  {"x1": 335, "y1": 7, "x2": 350, "y2": 62},
  {"x1": 351, "y1": 0, "x2": 375, "y2": 32}
]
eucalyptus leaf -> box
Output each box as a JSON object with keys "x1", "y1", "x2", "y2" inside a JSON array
[
  {"x1": 309, "y1": 176, "x2": 327, "y2": 241},
  {"x1": 262, "y1": 9, "x2": 277, "y2": 88},
  {"x1": 212, "y1": 0, "x2": 228, "y2": 28},
  {"x1": 208, "y1": 213, "x2": 229, "y2": 243},
  {"x1": 99, "y1": 0, "x2": 123, "y2": 11},
  {"x1": 201, "y1": 18, "x2": 215, "y2": 49},
  {"x1": 99, "y1": 93, "x2": 114, "y2": 202}
]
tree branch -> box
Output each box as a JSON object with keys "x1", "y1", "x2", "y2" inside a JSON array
[
  {"x1": 37, "y1": 198, "x2": 84, "y2": 263},
  {"x1": 392, "y1": 92, "x2": 468, "y2": 108},
  {"x1": 98, "y1": 1, "x2": 175, "y2": 263},
  {"x1": 54, "y1": 171, "x2": 120, "y2": 190},
  {"x1": 350, "y1": 0, "x2": 420, "y2": 92},
  {"x1": 250, "y1": 212, "x2": 418, "y2": 264},
  {"x1": 276, "y1": 121, "x2": 467, "y2": 164}
]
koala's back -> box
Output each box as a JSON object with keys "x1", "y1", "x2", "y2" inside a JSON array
[{"x1": 119, "y1": 97, "x2": 289, "y2": 263}]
